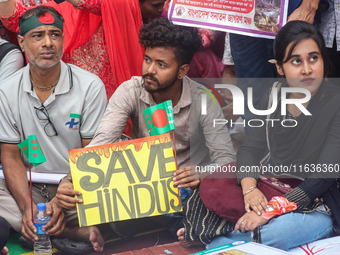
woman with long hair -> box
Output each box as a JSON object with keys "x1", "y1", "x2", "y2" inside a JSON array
[{"x1": 179, "y1": 20, "x2": 339, "y2": 251}]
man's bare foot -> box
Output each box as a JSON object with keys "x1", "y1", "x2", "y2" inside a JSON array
[
  {"x1": 64, "y1": 225, "x2": 104, "y2": 252},
  {"x1": 177, "y1": 228, "x2": 185, "y2": 241},
  {"x1": 177, "y1": 227, "x2": 203, "y2": 248},
  {"x1": 0, "y1": 246, "x2": 9, "y2": 255},
  {"x1": 88, "y1": 226, "x2": 104, "y2": 252}
]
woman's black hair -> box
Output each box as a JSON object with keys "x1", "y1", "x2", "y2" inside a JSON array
[{"x1": 274, "y1": 20, "x2": 328, "y2": 76}]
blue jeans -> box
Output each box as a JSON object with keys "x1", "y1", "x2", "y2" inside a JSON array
[{"x1": 206, "y1": 211, "x2": 334, "y2": 251}]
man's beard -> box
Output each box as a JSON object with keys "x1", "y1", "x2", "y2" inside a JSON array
[
  {"x1": 24, "y1": 43, "x2": 63, "y2": 69},
  {"x1": 142, "y1": 73, "x2": 179, "y2": 94}
]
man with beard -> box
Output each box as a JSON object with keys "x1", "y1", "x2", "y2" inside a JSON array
[
  {"x1": 89, "y1": 18, "x2": 235, "y2": 187},
  {"x1": 0, "y1": 6, "x2": 107, "y2": 253},
  {"x1": 89, "y1": 18, "x2": 235, "y2": 186},
  {"x1": 57, "y1": 19, "x2": 236, "y2": 211}
]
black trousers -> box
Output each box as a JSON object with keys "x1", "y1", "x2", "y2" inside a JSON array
[{"x1": 0, "y1": 216, "x2": 9, "y2": 250}]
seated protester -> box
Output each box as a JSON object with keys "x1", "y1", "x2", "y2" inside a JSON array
[
  {"x1": 0, "y1": 6, "x2": 107, "y2": 253},
  {"x1": 183, "y1": 21, "x2": 338, "y2": 251},
  {"x1": 0, "y1": 216, "x2": 9, "y2": 255},
  {"x1": 0, "y1": 0, "x2": 166, "y2": 99},
  {"x1": 0, "y1": 38, "x2": 24, "y2": 81},
  {"x1": 56, "y1": 18, "x2": 236, "y2": 228}
]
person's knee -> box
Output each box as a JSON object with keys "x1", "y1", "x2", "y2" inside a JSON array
[
  {"x1": 260, "y1": 213, "x2": 299, "y2": 250},
  {"x1": 206, "y1": 236, "x2": 232, "y2": 250},
  {"x1": 261, "y1": 230, "x2": 291, "y2": 251},
  {"x1": 0, "y1": 214, "x2": 21, "y2": 233},
  {"x1": 260, "y1": 212, "x2": 334, "y2": 251},
  {"x1": 0, "y1": 181, "x2": 22, "y2": 232}
]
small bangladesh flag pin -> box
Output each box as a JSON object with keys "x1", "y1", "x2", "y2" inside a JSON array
[{"x1": 143, "y1": 100, "x2": 175, "y2": 136}]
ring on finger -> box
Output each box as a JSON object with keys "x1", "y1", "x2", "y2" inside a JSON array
[{"x1": 241, "y1": 221, "x2": 246, "y2": 225}]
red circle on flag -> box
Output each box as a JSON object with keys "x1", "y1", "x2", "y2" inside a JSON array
[
  {"x1": 39, "y1": 13, "x2": 55, "y2": 24},
  {"x1": 152, "y1": 109, "x2": 168, "y2": 128}
]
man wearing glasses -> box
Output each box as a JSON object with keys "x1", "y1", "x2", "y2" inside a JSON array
[{"x1": 0, "y1": 5, "x2": 107, "y2": 253}]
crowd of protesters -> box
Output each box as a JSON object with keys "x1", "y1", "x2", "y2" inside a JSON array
[{"x1": 0, "y1": 0, "x2": 339, "y2": 254}]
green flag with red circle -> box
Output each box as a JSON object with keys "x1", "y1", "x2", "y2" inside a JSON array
[
  {"x1": 18, "y1": 134, "x2": 46, "y2": 166},
  {"x1": 143, "y1": 100, "x2": 175, "y2": 136}
]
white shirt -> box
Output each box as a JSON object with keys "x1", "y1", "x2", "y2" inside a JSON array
[
  {"x1": 0, "y1": 38, "x2": 24, "y2": 82},
  {"x1": 0, "y1": 61, "x2": 107, "y2": 183}
]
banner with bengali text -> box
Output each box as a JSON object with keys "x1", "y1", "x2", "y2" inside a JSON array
[{"x1": 169, "y1": 0, "x2": 288, "y2": 39}]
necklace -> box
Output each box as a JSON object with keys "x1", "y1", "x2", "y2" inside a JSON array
[
  {"x1": 287, "y1": 111, "x2": 296, "y2": 119},
  {"x1": 31, "y1": 76, "x2": 59, "y2": 92},
  {"x1": 283, "y1": 110, "x2": 297, "y2": 121}
]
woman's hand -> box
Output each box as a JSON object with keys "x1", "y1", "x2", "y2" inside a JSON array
[
  {"x1": 0, "y1": 0, "x2": 16, "y2": 18},
  {"x1": 244, "y1": 188, "x2": 268, "y2": 215},
  {"x1": 66, "y1": 0, "x2": 80, "y2": 7},
  {"x1": 234, "y1": 211, "x2": 269, "y2": 233},
  {"x1": 241, "y1": 177, "x2": 268, "y2": 215}
]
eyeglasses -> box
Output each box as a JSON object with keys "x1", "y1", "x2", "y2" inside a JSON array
[{"x1": 34, "y1": 104, "x2": 58, "y2": 137}]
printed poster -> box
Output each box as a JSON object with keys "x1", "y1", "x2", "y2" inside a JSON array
[
  {"x1": 193, "y1": 241, "x2": 290, "y2": 254},
  {"x1": 169, "y1": 0, "x2": 289, "y2": 39}
]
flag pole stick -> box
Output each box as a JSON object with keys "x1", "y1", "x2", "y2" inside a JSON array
[
  {"x1": 29, "y1": 163, "x2": 33, "y2": 222},
  {"x1": 172, "y1": 130, "x2": 178, "y2": 169},
  {"x1": 172, "y1": 130, "x2": 181, "y2": 204}
]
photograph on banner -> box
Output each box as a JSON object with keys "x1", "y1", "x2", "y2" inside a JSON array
[
  {"x1": 169, "y1": 0, "x2": 288, "y2": 39},
  {"x1": 69, "y1": 133, "x2": 181, "y2": 227}
]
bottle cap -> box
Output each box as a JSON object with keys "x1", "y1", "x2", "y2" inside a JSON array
[{"x1": 37, "y1": 203, "x2": 46, "y2": 211}]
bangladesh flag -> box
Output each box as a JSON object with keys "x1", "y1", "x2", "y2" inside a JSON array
[
  {"x1": 18, "y1": 135, "x2": 46, "y2": 166},
  {"x1": 143, "y1": 100, "x2": 175, "y2": 136}
]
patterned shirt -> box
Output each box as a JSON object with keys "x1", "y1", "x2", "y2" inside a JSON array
[{"x1": 318, "y1": 0, "x2": 340, "y2": 50}]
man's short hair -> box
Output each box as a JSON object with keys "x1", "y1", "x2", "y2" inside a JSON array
[
  {"x1": 19, "y1": 6, "x2": 64, "y2": 26},
  {"x1": 139, "y1": 18, "x2": 202, "y2": 65}
]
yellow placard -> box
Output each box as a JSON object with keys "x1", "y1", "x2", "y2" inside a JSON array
[{"x1": 69, "y1": 133, "x2": 182, "y2": 227}]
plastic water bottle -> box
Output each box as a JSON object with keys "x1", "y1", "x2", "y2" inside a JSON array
[{"x1": 33, "y1": 203, "x2": 52, "y2": 255}]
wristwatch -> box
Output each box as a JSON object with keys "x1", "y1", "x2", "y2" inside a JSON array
[{"x1": 59, "y1": 175, "x2": 72, "y2": 184}]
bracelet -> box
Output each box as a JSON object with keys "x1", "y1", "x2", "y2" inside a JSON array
[
  {"x1": 0, "y1": 0, "x2": 9, "y2": 3},
  {"x1": 59, "y1": 175, "x2": 72, "y2": 184},
  {"x1": 243, "y1": 186, "x2": 257, "y2": 196}
]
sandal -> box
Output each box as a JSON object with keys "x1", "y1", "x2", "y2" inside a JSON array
[
  {"x1": 19, "y1": 236, "x2": 34, "y2": 250},
  {"x1": 52, "y1": 237, "x2": 93, "y2": 254}
]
